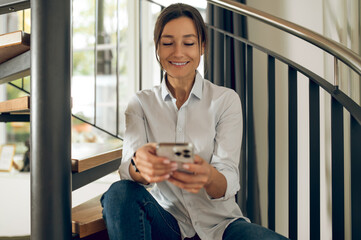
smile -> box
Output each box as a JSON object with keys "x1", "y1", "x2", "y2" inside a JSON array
[{"x1": 170, "y1": 61, "x2": 189, "y2": 66}]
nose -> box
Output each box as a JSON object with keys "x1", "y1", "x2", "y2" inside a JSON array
[{"x1": 173, "y1": 43, "x2": 183, "y2": 57}]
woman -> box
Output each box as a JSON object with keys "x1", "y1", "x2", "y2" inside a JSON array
[{"x1": 101, "y1": 3, "x2": 288, "y2": 240}]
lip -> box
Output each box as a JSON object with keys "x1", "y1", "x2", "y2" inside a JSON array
[{"x1": 169, "y1": 61, "x2": 189, "y2": 67}]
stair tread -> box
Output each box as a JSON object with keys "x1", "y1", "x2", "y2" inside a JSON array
[
  {"x1": 72, "y1": 195, "x2": 106, "y2": 238},
  {"x1": 0, "y1": 50, "x2": 30, "y2": 84},
  {"x1": 71, "y1": 143, "x2": 122, "y2": 173},
  {"x1": 0, "y1": 98, "x2": 123, "y2": 172},
  {"x1": 0, "y1": 30, "x2": 30, "y2": 64},
  {"x1": 0, "y1": 96, "x2": 30, "y2": 113}
]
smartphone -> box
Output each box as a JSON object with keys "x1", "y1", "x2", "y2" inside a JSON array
[{"x1": 156, "y1": 143, "x2": 194, "y2": 172}]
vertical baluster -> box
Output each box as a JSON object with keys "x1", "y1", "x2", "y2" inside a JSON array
[
  {"x1": 309, "y1": 79, "x2": 320, "y2": 239},
  {"x1": 115, "y1": 0, "x2": 119, "y2": 136},
  {"x1": 268, "y1": 55, "x2": 275, "y2": 231},
  {"x1": 94, "y1": 0, "x2": 98, "y2": 125},
  {"x1": 224, "y1": 34, "x2": 233, "y2": 88},
  {"x1": 213, "y1": 6, "x2": 224, "y2": 86},
  {"x1": 205, "y1": 3, "x2": 213, "y2": 82},
  {"x1": 160, "y1": 5, "x2": 165, "y2": 82},
  {"x1": 139, "y1": 0, "x2": 143, "y2": 90},
  {"x1": 331, "y1": 97, "x2": 344, "y2": 239},
  {"x1": 288, "y1": 66, "x2": 298, "y2": 240},
  {"x1": 351, "y1": 116, "x2": 361, "y2": 239},
  {"x1": 246, "y1": 44, "x2": 256, "y2": 222}
]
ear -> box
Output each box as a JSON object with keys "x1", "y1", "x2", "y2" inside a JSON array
[{"x1": 201, "y1": 43, "x2": 205, "y2": 56}]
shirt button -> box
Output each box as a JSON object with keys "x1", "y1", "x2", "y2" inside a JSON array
[{"x1": 177, "y1": 127, "x2": 182, "y2": 132}]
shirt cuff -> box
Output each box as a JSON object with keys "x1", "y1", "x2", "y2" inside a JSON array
[
  {"x1": 118, "y1": 157, "x2": 155, "y2": 188},
  {"x1": 118, "y1": 158, "x2": 132, "y2": 180},
  {"x1": 205, "y1": 168, "x2": 240, "y2": 201}
]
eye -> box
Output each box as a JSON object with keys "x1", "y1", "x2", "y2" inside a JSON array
[
  {"x1": 162, "y1": 42, "x2": 173, "y2": 46},
  {"x1": 184, "y1": 43, "x2": 195, "y2": 46}
]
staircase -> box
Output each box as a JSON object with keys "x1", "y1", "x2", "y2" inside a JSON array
[
  {"x1": 1, "y1": 0, "x2": 361, "y2": 240},
  {"x1": 0, "y1": 1, "x2": 121, "y2": 239},
  {"x1": 0, "y1": 96, "x2": 121, "y2": 239}
]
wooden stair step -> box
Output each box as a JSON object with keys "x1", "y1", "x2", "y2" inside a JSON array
[
  {"x1": 0, "y1": 96, "x2": 122, "y2": 172},
  {"x1": 0, "y1": 50, "x2": 30, "y2": 84},
  {"x1": 72, "y1": 195, "x2": 108, "y2": 239},
  {"x1": 0, "y1": 30, "x2": 30, "y2": 64},
  {"x1": 0, "y1": 96, "x2": 30, "y2": 113},
  {"x1": 71, "y1": 143, "x2": 122, "y2": 173}
]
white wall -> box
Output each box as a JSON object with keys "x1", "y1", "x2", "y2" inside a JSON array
[
  {"x1": 248, "y1": 0, "x2": 360, "y2": 239},
  {"x1": 246, "y1": 1, "x2": 327, "y2": 239}
]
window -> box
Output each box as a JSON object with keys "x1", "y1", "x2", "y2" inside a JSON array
[
  {"x1": 72, "y1": 0, "x2": 137, "y2": 138},
  {"x1": 1, "y1": 0, "x2": 207, "y2": 147}
]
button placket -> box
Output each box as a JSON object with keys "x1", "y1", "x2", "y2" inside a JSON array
[{"x1": 175, "y1": 106, "x2": 186, "y2": 142}]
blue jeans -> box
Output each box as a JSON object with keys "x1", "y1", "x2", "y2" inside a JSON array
[{"x1": 101, "y1": 180, "x2": 288, "y2": 240}]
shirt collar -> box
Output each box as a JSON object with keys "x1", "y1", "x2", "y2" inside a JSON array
[{"x1": 161, "y1": 70, "x2": 203, "y2": 101}]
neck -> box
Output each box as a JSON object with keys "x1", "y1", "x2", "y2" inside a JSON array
[{"x1": 166, "y1": 72, "x2": 196, "y2": 108}]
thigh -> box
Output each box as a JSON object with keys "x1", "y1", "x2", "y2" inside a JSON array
[
  {"x1": 143, "y1": 196, "x2": 181, "y2": 240},
  {"x1": 223, "y1": 218, "x2": 289, "y2": 240},
  {"x1": 101, "y1": 180, "x2": 181, "y2": 240}
]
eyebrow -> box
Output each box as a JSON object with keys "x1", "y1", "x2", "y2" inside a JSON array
[{"x1": 161, "y1": 34, "x2": 198, "y2": 39}]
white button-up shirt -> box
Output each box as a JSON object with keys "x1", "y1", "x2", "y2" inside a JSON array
[{"x1": 119, "y1": 71, "x2": 247, "y2": 240}]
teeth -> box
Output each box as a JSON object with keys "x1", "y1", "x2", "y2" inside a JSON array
[{"x1": 171, "y1": 62, "x2": 187, "y2": 66}]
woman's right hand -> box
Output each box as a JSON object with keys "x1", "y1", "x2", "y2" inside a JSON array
[{"x1": 130, "y1": 143, "x2": 178, "y2": 184}]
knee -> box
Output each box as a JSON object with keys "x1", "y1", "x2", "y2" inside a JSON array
[{"x1": 101, "y1": 180, "x2": 145, "y2": 208}]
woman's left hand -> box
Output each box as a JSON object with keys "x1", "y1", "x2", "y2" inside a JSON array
[{"x1": 167, "y1": 155, "x2": 213, "y2": 194}]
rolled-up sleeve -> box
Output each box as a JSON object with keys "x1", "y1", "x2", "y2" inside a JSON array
[
  {"x1": 119, "y1": 95, "x2": 148, "y2": 180},
  {"x1": 210, "y1": 91, "x2": 243, "y2": 200}
]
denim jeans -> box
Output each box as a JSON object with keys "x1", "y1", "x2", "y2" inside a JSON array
[{"x1": 101, "y1": 180, "x2": 288, "y2": 240}]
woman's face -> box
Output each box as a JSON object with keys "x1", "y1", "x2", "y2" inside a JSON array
[{"x1": 158, "y1": 17, "x2": 204, "y2": 82}]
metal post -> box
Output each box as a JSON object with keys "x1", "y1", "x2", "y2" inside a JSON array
[
  {"x1": 331, "y1": 97, "x2": 344, "y2": 240},
  {"x1": 309, "y1": 79, "x2": 320, "y2": 240},
  {"x1": 31, "y1": 0, "x2": 72, "y2": 239},
  {"x1": 288, "y1": 66, "x2": 298, "y2": 240},
  {"x1": 267, "y1": 55, "x2": 275, "y2": 231},
  {"x1": 334, "y1": 57, "x2": 339, "y2": 88}
]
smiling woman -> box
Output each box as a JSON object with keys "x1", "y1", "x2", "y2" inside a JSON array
[
  {"x1": 100, "y1": 3, "x2": 288, "y2": 240},
  {"x1": 157, "y1": 17, "x2": 204, "y2": 108},
  {"x1": 158, "y1": 18, "x2": 202, "y2": 76}
]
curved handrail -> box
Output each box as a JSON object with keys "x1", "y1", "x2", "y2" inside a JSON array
[
  {"x1": 207, "y1": 0, "x2": 361, "y2": 77},
  {"x1": 206, "y1": 23, "x2": 361, "y2": 125}
]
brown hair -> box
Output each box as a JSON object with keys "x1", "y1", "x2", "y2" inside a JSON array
[{"x1": 153, "y1": 3, "x2": 208, "y2": 67}]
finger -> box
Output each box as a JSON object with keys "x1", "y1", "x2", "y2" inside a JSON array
[
  {"x1": 193, "y1": 155, "x2": 203, "y2": 164},
  {"x1": 185, "y1": 188, "x2": 201, "y2": 194},
  {"x1": 171, "y1": 171, "x2": 208, "y2": 185},
  {"x1": 168, "y1": 177, "x2": 204, "y2": 190},
  {"x1": 144, "y1": 173, "x2": 171, "y2": 183},
  {"x1": 137, "y1": 158, "x2": 177, "y2": 171},
  {"x1": 182, "y1": 155, "x2": 207, "y2": 174},
  {"x1": 181, "y1": 163, "x2": 207, "y2": 176},
  {"x1": 138, "y1": 161, "x2": 178, "y2": 176}
]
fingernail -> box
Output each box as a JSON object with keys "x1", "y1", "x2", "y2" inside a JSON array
[
  {"x1": 163, "y1": 159, "x2": 170, "y2": 164},
  {"x1": 182, "y1": 164, "x2": 190, "y2": 169},
  {"x1": 171, "y1": 163, "x2": 178, "y2": 170}
]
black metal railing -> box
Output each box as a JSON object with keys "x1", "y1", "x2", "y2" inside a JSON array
[{"x1": 207, "y1": 0, "x2": 361, "y2": 239}]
